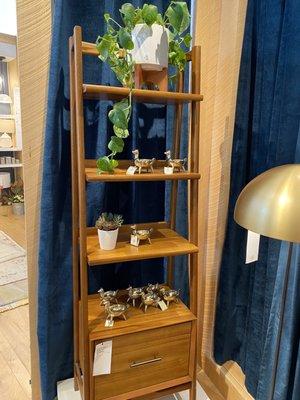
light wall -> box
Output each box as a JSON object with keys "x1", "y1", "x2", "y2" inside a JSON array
[
  {"x1": 16, "y1": 0, "x2": 52, "y2": 398},
  {"x1": 195, "y1": 1, "x2": 253, "y2": 399}
]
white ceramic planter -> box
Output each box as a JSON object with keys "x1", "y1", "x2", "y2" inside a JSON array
[
  {"x1": 131, "y1": 23, "x2": 169, "y2": 71},
  {"x1": 12, "y1": 202, "x2": 24, "y2": 216},
  {"x1": 98, "y1": 228, "x2": 119, "y2": 250}
]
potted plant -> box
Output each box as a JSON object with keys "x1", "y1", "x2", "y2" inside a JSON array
[
  {"x1": 96, "y1": 1, "x2": 191, "y2": 174},
  {"x1": 8, "y1": 178, "x2": 25, "y2": 216},
  {"x1": 95, "y1": 213, "x2": 124, "y2": 250}
]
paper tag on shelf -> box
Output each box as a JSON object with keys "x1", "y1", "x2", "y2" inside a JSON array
[
  {"x1": 130, "y1": 235, "x2": 139, "y2": 247},
  {"x1": 105, "y1": 319, "x2": 114, "y2": 327},
  {"x1": 126, "y1": 166, "x2": 137, "y2": 175},
  {"x1": 92, "y1": 340, "x2": 112, "y2": 376},
  {"x1": 158, "y1": 300, "x2": 168, "y2": 311},
  {"x1": 246, "y1": 230, "x2": 260, "y2": 264},
  {"x1": 164, "y1": 167, "x2": 174, "y2": 175}
]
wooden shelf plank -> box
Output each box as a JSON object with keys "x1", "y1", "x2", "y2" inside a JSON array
[
  {"x1": 0, "y1": 148, "x2": 22, "y2": 152},
  {"x1": 86, "y1": 222, "x2": 198, "y2": 266},
  {"x1": 0, "y1": 163, "x2": 23, "y2": 168},
  {"x1": 86, "y1": 167, "x2": 200, "y2": 182},
  {"x1": 87, "y1": 292, "x2": 196, "y2": 341},
  {"x1": 83, "y1": 84, "x2": 203, "y2": 104},
  {"x1": 85, "y1": 160, "x2": 201, "y2": 182}
]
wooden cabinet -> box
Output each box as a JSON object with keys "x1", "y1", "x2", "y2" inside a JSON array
[
  {"x1": 70, "y1": 25, "x2": 202, "y2": 400},
  {"x1": 93, "y1": 322, "x2": 191, "y2": 400}
]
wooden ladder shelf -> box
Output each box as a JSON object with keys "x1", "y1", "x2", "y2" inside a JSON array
[{"x1": 70, "y1": 25, "x2": 202, "y2": 400}]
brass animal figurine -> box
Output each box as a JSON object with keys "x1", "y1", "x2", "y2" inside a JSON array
[
  {"x1": 103, "y1": 299, "x2": 129, "y2": 322},
  {"x1": 164, "y1": 150, "x2": 187, "y2": 172},
  {"x1": 139, "y1": 292, "x2": 160, "y2": 313},
  {"x1": 131, "y1": 225, "x2": 153, "y2": 245},
  {"x1": 132, "y1": 149, "x2": 155, "y2": 174},
  {"x1": 161, "y1": 289, "x2": 180, "y2": 307},
  {"x1": 126, "y1": 286, "x2": 144, "y2": 307},
  {"x1": 98, "y1": 288, "x2": 118, "y2": 305},
  {"x1": 146, "y1": 283, "x2": 161, "y2": 293}
]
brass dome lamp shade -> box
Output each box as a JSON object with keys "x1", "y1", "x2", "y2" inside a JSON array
[
  {"x1": 234, "y1": 164, "x2": 300, "y2": 243},
  {"x1": 234, "y1": 164, "x2": 300, "y2": 399}
]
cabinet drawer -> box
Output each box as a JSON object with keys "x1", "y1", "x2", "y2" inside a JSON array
[{"x1": 93, "y1": 322, "x2": 191, "y2": 400}]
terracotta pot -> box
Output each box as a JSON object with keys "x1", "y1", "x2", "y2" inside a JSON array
[
  {"x1": 130, "y1": 23, "x2": 169, "y2": 71},
  {"x1": 97, "y1": 228, "x2": 119, "y2": 250}
]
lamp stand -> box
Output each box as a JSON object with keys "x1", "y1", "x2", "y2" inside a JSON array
[{"x1": 269, "y1": 241, "x2": 293, "y2": 399}]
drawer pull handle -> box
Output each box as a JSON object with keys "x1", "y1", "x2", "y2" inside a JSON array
[{"x1": 130, "y1": 357, "x2": 162, "y2": 368}]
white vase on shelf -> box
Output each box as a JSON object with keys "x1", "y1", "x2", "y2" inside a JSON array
[
  {"x1": 130, "y1": 23, "x2": 169, "y2": 71},
  {"x1": 97, "y1": 228, "x2": 119, "y2": 250}
]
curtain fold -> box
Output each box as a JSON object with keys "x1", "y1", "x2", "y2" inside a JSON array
[
  {"x1": 214, "y1": 0, "x2": 300, "y2": 399},
  {"x1": 38, "y1": 1, "x2": 190, "y2": 399}
]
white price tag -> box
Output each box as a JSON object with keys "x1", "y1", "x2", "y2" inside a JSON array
[
  {"x1": 93, "y1": 341, "x2": 112, "y2": 376},
  {"x1": 246, "y1": 230, "x2": 260, "y2": 264},
  {"x1": 105, "y1": 319, "x2": 114, "y2": 327},
  {"x1": 126, "y1": 166, "x2": 137, "y2": 175},
  {"x1": 158, "y1": 300, "x2": 168, "y2": 311},
  {"x1": 164, "y1": 167, "x2": 173, "y2": 175},
  {"x1": 130, "y1": 235, "x2": 139, "y2": 247}
]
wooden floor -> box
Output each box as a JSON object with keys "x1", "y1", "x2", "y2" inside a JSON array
[
  {"x1": 0, "y1": 206, "x2": 30, "y2": 399},
  {"x1": 0, "y1": 205, "x2": 26, "y2": 248},
  {"x1": 0, "y1": 305, "x2": 31, "y2": 399}
]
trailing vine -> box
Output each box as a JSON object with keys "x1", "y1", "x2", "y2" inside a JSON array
[{"x1": 96, "y1": 2, "x2": 191, "y2": 173}]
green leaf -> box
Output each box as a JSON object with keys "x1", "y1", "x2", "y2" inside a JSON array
[
  {"x1": 96, "y1": 34, "x2": 115, "y2": 61},
  {"x1": 97, "y1": 156, "x2": 113, "y2": 172},
  {"x1": 108, "y1": 136, "x2": 124, "y2": 153},
  {"x1": 108, "y1": 108, "x2": 128, "y2": 129},
  {"x1": 118, "y1": 28, "x2": 134, "y2": 50},
  {"x1": 109, "y1": 159, "x2": 119, "y2": 169},
  {"x1": 104, "y1": 13, "x2": 110, "y2": 22},
  {"x1": 183, "y1": 33, "x2": 192, "y2": 47},
  {"x1": 113, "y1": 126, "x2": 130, "y2": 138},
  {"x1": 120, "y1": 3, "x2": 136, "y2": 22},
  {"x1": 133, "y1": 8, "x2": 143, "y2": 24},
  {"x1": 114, "y1": 98, "x2": 130, "y2": 118},
  {"x1": 168, "y1": 39, "x2": 187, "y2": 71},
  {"x1": 165, "y1": 1, "x2": 190, "y2": 34},
  {"x1": 142, "y1": 4, "x2": 158, "y2": 26},
  {"x1": 97, "y1": 156, "x2": 118, "y2": 173},
  {"x1": 156, "y1": 13, "x2": 164, "y2": 25}
]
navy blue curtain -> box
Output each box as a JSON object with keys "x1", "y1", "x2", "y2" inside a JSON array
[
  {"x1": 214, "y1": 0, "x2": 300, "y2": 399},
  {"x1": 38, "y1": 1, "x2": 190, "y2": 399}
]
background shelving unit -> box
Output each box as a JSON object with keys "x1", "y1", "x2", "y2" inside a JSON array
[{"x1": 70, "y1": 26, "x2": 202, "y2": 400}]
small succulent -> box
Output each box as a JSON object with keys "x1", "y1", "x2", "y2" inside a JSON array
[
  {"x1": 5, "y1": 178, "x2": 24, "y2": 204},
  {"x1": 95, "y1": 212, "x2": 124, "y2": 231}
]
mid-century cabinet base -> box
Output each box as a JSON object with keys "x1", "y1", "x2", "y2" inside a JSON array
[{"x1": 77, "y1": 296, "x2": 196, "y2": 400}]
